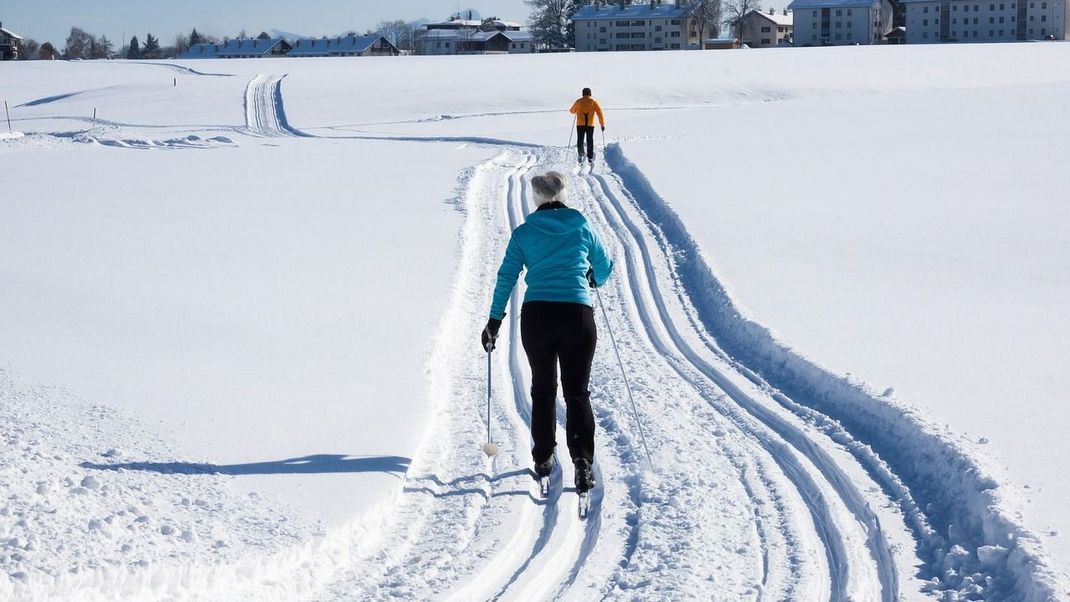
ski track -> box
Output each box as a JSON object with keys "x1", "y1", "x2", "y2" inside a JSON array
[
  {"x1": 29, "y1": 70, "x2": 1068, "y2": 602},
  {"x1": 243, "y1": 74, "x2": 308, "y2": 138}
]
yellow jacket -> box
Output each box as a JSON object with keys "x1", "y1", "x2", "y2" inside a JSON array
[{"x1": 570, "y1": 97, "x2": 605, "y2": 128}]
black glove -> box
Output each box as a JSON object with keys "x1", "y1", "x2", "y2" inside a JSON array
[
  {"x1": 482, "y1": 318, "x2": 502, "y2": 352},
  {"x1": 586, "y1": 267, "x2": 597, "y2": 288},
  {"x1": 601, "y1": 126, "x2": 606, "y2": 132}
]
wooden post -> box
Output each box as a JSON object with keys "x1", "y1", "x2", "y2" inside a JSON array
[
  {"x1": 4, "y1": 100, "x2": 10, "y2": 132},
  {"x1": 92, "y1": 108, "x2": 97, "y2": 129},
  {"x1": 173, "y1": 77, "x2": 177, "y2": 87}
]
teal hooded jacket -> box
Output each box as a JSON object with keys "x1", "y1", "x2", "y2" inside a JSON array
[{"x1": 489, "y1": 203, "x2": 614, "y2": 320}]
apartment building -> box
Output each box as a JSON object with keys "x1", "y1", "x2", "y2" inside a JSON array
[
  {"x1": 572, "y1": 3, "x2": 709, "y2": 52},
  {"x1": 788, "y1": 0, "x2": 895, "y2": 44},
  {"x1": 902, "y1": 0, "x2": 1066, "y2": 42},
  {"x1": 740, "y1": 9, "x2": 795, "y2": 46}
]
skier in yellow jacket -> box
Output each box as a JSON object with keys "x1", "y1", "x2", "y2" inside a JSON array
[{"x1": 569, "y1": 88, "x2": 605, "y2": 165}]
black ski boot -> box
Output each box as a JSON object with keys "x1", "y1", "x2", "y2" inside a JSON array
[
  {"x1": 534, "y1": 457, "x2": 554, "y2": 498},
  {"x1": 574, "y1": 458, "x2": 595, "y2": 493},
  {"x1": 534, "y1": 457, "x2": 554, "y2": 479}
]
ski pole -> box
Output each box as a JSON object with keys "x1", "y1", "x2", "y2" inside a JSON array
[
  {"x1": 594, "y1": 286, "x2": 653, "y2": 469},
  {"x1": 566, "y1": 115, "x2": 576, "y2": 153},
  {"x1": 483, "y1": 343, "x2": 499, "y2": 457}
]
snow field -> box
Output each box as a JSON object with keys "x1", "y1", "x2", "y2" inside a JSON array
[{"x1": 2, "y1": 43, "x2": 1069, "y2": 600}]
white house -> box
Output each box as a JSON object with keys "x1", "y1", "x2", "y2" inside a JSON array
[
  {"x1": 788, "y1": 0, "x2": 895, "y2": 44},
  {"x1": 1, "y1": 21, "x2": 22, "y2": 60},
  {"x1": 902, "y1": 0, "x2": 1066, "y2": 42},
  {"x1": 415, "y1": 16, "x2": 534, "y2": 55},
  {"x1": 740, "y1": 9, "x2": 795, "y2": 46},
  {"x1": 571, "y1": 3, "x2": 710, "y2": 52}
]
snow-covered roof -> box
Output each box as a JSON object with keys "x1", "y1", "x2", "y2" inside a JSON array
[
  {"x1": 572, "y1": 4, "x2": 699, "y2": 21},
  {"x1": 418, "y1": 29, "x2": 464, "y2": 40},
  {"x1": 751, "y1": 10, "x2": 795, "y2": 25},
  {"x1": 500, "y1": 30, "x2": 534, "y2": 42},
  {"x1": 424, "y1": 19, "x2": 483, "y2": 29},
  {"x1": 492, "y1": 19, "x2": 522, "y2": 29},
  {"x1": 788, "y1": 0, "x2": 881, "y2": 8},
  {"x1": 180, "y1": 39, "x2": 290, "y2": 59},
  {"x1": 288, "y1": 35, "x2": 391, "y2": 56},
  {"x1": 180, "y1": 43, "x2": 222, "y2": 59},
  {"x1": 1, "y1": 26, "x2": 23, "y2": 40}
]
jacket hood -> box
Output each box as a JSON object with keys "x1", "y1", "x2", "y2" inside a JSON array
[{"x1": 524, "y1": 207, "x2": 586, "y2": 235}]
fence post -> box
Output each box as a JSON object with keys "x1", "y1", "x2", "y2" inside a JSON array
[
  {"x1": 92, "y1": 107, "x2": 97, "y2": 129},
  {"x1": 4, "y1": 101, "x2": 10, "y2": 132}
]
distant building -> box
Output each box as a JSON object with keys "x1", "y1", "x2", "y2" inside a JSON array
[
  {"x1": 180, "y1": 38, "x2": 292, "y2": 59},
  {"x1": 741, "y1": 9, "x2": 795, "y2": 46},
  {"x1": 901, "y1": 0, "x2": 1066, "y2": 42},
  {"x1": 572, "y1": 3, "x2": 710, "y2": 51},
  {"x1": 1, "y1": 22, "x2": 22, "y2": 60},
  {"x1": 788, "y1": 0, "x2": 895, "y2": 44},
  {"x1": 415, "y1": 15, "x2": 534, "y2": 55},
  {"x1": 703, "y1": 38, "x2": 743, "y2": 48},
  {"x1": 288, "y1": 35, "x2": 400, "y2": 57}
]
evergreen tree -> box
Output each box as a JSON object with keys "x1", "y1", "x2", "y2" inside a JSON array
[
  {"x1": 190, "y1": 28, "x2": 203, "y2": 46},
  {"x1": 525, "y1": 0, "x2": 574, "y2": 49},
  {"x1": 142, "y1": 33, "x2": 161, "y2": 58},
  {"x1": 127, "y1": 36, "x2": 141, "y2": 59}
]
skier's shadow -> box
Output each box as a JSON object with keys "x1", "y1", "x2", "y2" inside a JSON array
[
  {"x1": 403, "y1": 469, "x2": 541, "y2": 503},
  {"x1": 80, "y1": 454, "x2": 411, "y2": 478}
]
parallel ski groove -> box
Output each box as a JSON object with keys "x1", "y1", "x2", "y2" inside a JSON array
[{"x1": 586, "y1": 164, "x2": 902, "y2": 601}]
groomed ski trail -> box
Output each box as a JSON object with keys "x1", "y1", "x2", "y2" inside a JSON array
[{"x1": 243, "y1": 74, "x2": 305, "y2": 138}]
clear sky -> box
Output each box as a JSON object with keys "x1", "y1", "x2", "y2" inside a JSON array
[{"x1": 1, "y1": 1, "x2": 532, "y2": 47}]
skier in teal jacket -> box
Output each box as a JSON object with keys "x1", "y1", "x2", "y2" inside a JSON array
[{"x1": 482, "y1": 171, "x2": 613, "y2": 494}]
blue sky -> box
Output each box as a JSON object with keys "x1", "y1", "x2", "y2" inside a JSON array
[{"x1": 2, "y1": 1, "x2": 532, "y2": 47}]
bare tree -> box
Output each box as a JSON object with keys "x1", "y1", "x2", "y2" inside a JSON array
[
  {"x1": 377, "y1": 19, "x2": 417, "y2": 50},
  {"x1": 684, "y1": 0, "x2": 724, "y2": 39},
  {"x1": 64, "y1": 27, "x2": 95, "y2": 59},
  {"x1": 724, "y1": 0, "x2": 761, "y2": 42},
  {"x1": 174, "y1": 32, "x2": 190, "y2": 54},
  {"x1": 19, "y1": 38, "x2": 40, "y2": 60}
]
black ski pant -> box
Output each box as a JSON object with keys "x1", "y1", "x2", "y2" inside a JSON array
[
  {"x1": 576, "y1": 126, "x2": 595, "y2": 161},
  {"x1": 520, "y1": 301, "x2": 597, "y2": 465}
]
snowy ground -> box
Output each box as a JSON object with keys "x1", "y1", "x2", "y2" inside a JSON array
[{"x1": 1, "y1": 45, "x2": 1068, "y2": 600}]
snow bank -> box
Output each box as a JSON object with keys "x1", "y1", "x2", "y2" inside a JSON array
[
  {"x1": 604, "y1": 143, "x2": 1069, "y2": 601},
  {"x1": 0, "y1": 131, "x2": 25, "y2": 141},
  {"x1": 0, "y1": 366, "x2": 322, "y2": 601}
]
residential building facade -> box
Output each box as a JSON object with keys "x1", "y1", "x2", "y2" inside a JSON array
[
  {"x1": 1, "y1": 22, "x2": 22, "y2": 60},
  {"x1": 415, "y1": 16, "x2": 534, "y2": 55},
  {"x1": 788, "y1": 0, "x2": 895, "y2": 44},
  {"x1": 740, "y1": 9, "x2": 795, "y2": 46},
  {"x1": 572, "y1": 3, "x2": 709, "y2": 52},
  {"x1": 902, "y1": 0, "x2": 1065, "y2": 42}
]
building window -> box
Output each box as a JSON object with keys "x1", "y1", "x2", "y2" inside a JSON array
[
  {"x1": 836, "y1": 21, "x2": 843, "y2": 27},
  {"x1": 989, "y1": 3, "x2": 994, "y2": 9},
  {"x1": 924, "y1": 5, "x2": 930, "y2": 12},
  {"x1": 671, "y1": 43, "x2": 680, "y2": 48},
  {"x1": 600, "y1": 27, "x2": 607, "y2": 32},
  {"x1": 1041, "y1": 14, "x2": 1047, "y2": 20},
  {"x1": 989, "y1": 28, "x2": 995, "y2": 33},
  {"x1": 656, "y1": 37, "x2": 662, "y2": 42},
  {"x1": 924, "y1": 30, "x2": 929, "y2": 37},
  {"x1": 924, "y1": 18, "x2": 929, "y2": 24},
  {"x1": 999, "y1": 16, "x2": 1005, "y2": 21},
  {"x1": 848, "y1": 8, "x2": 853, "y2": 15},
  {"x1": 761, "y1": 26, "x2": 772, "y2": 32},
  {"x1": 989, "y1": 16, "x2": 995, "y2": 22},
  {"x1": 670, "y1": 31, "x2": 681, "y2": 37},
  {"x1": 655, "y1": 25, "x2": 663, "y2": 31},
  {"x1": 953, "y1": 17, "x2": 958, "y2": 23},
  {"x1": 762, "y1": 37, "x2": 772, "y2": 43}
]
